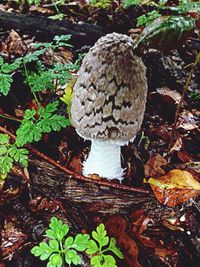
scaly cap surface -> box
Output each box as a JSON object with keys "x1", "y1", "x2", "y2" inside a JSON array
[{"x1": 71, "y1": 33, "x2": 147, "y2": 144}]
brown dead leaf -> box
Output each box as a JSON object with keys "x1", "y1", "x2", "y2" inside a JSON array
[
  {"x1": 177, "y1": 110, "x2": 199, "y2": 131},
  {"x1": 155, "y1": 248, "x2": 177, "y2": 262},
  {"x1": 1, "y1": 222, "x2": 27, "y2": 259},
  {"x1": 144, "y1": 153, "x2": 167, "y2": 177},
  {"x1": 2, "y1": 30, "x2": 27, "y2": 57},
  {"x1": 177, "y1": 150, "x2": 193, "y2": 163},
  {"x1": 156, "y1": 87, "x2": 182, "y2": 105},
  {"x1": 105, "y1": 215, "x2": 141, "y2": 267},
  {"x1": 169, "y1": 137, "x2": 183, "y2": 154},
  {"x1": 147, "y1": 169, "x2": 200, "y2": 207},
  {"x1": 29, "y1": 5, "x2": 54, "y2": 15},
  {"x1": 29, "y1": 196, "x2": 60, "y2": 213}
]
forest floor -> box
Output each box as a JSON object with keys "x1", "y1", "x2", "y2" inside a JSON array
[{"x1": 0, "y1": 1, "x2": 200, "y2": 267}]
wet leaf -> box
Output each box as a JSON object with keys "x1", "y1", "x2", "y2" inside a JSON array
[
  {"x1": 105, "y1": 215, "x2": 141, "y2": 267},
  {"x1": 147, "y1": 169, "x2": 200, "y2": 207},
  {"x1": 156, "y1": 87, "x2": 182, "y2": 105},
  {"x1": 144, "y1": 153, "x2": 167, "y2": 178},
  {"x1": 177, "y1": 110, "x2": 199, "y2": 131},
  {"x1": 1, "y1": 222, "x2": 27, "y2": 259}
]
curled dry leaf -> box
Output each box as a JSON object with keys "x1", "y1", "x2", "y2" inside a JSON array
[
  {"x1": 105, "y1": 215, "x2": 141, "y2": 267},
  {"x1": 29, "y1": 196, "x2": 60, "y2": 213},
  {"x1": 169, "y1": 137, "x2": 183, "y2": 154},
  {"x1": 1, "y1": 222, "x2": 27, "y2": 260},
  {"x1": 156, "y1": 87, "x2": 182, "y2": 105},
  {"x1": 1, "y1": 30, "x2": 27, "y2": 57},
  {"x1": 176, "y1": 110, "x2": 199, "y2": 131},
  {"x1": 144, "y1": 153, "x2": 167, "y2": 178},
  {"x1": 146, "y1": 169, "x2": 200, "y2": 207}
]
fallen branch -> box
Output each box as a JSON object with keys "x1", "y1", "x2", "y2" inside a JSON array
[
  {"x1": 0, "y1": 10, "x2": 104, "y2": 48},
  {"x1": 0, "y1": 126, "x2": 149, "y2": 194}
]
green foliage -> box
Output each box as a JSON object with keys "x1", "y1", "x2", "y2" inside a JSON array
[
  {"x1": 0, "y1": 134, "x2": 28, "y2": 178},
  {"x1": 31, "y1": 217, "x2": 123, "y2": 267},
  {"x1": 0, "y1": 34, "x2": 74, "y2": 96},
  {"x1": 136, "y1": 10, "x2": 161, "y2": 27},
  {"x1": 31, "y1": 217, "x2": 90, "y2": 267},
  {"x1": 189, "y1": 91, "x2": 200, "y2": 101},
  {"x1": 0, "y1": 57, "x2": 21, "y2": 96},
  {"x1": 123, "y1": 0, "x2": 140, "y2": 8},
  {"x1": 134, "y1": 15, "x2": 195, "y2": 52},
  {"x1": 15, "y1": 0, "x2": 42, "y2": 5},
  {"x1": 15, "y1": 101, "x2": 70, "y2": 147},
  {"x1": 90, "y1": 0, "x2": 112, "y2": 9},
  {"x1": 87, "y1": 223, "x2": 123, "y2": 267}
]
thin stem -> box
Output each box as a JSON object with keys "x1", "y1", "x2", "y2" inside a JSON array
[
  {"x1": 168, "y1": 52, "x2": 200, "y2": 150},
  {"x1": 51, "y1": 0, "x2": 60, "y2": 15},
  {"x1": 22, "y1": 61, "x2": 40, "y2": 107},
  {"x1": 0, "y1": 114, "x2": 21, "y2": 122}
]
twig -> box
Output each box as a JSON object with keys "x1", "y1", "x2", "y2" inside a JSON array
[
  {"x1": 168, "y1": 52, "x2": 200, "y2": 150},
  {"x1": 0, "y1": 126, "x2": 149, "y2": 194}
]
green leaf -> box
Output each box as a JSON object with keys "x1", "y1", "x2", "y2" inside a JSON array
[
  {"x1": 65, "y1": 249, "x2": 81, "y2": 265},
  {"x1": 49, "y1": 253, "x2": 62, "y2": 266},
  {"x1": 72, "y1": 234, "x2": 90, "y2": 251},
  {"x1": 0, "y1": 73, "x2": 13, "y2": 96},
  {"x1": 24, "y1": 109, "x2": 36, "y2": 120},
  {"x1": 109, "y1": 238, "x2": 124, "y2": 259},
  {"x1": 46, "y1": 229, "x2": 57, "y2": 240},
  {"x1": 86, "y1": 240, "x2": 99, "y2": 255},
  {"x1": 49, "y1": 240, "x2": 59, "y2": 250},
  {"x1": 92, "y1": 224, "x2": 109, "y2": 247},
  {"x1": 91, "y1": 254, "x2": 104, "y2": 266},
  {"x1": 0, "y1": 134, "x2": 10, "y2": 145},
  {"x1": 0, "y1": 146, "x2": 7, "y2": 155},
  {"x1": 102, "y1": 254, "x2": 117, "y2": 266},
  {"x1": 31, "y1": 246, "x2": 44, "y2": 257},
  {"x1": 135, "y1": 16, "x2": 195, "y2": 52},
  {"x1": 64, "y1": 236, "x2": 73, "y2": 248},
  {"x1": 45, "y1": 101, "x2": 59, "y2": 113},
  {"x1": 8, "y1": 146, "x2": 28, "y2": 167}
]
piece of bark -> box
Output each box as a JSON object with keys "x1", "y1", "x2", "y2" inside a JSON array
[
  {"x1": 5, "y1": 157, "x2": 200, "y2": 261},
  {"x1": 0, "y1": 10, "x2": 104, "y2": 48}
]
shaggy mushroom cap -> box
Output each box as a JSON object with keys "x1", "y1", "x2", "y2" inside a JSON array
[
  {"x1": 71, "y1": 32, "x2": 147, "y2": 180},
  {"x1": 72, "y1": 33, "x2": 147, "y2": 145}
]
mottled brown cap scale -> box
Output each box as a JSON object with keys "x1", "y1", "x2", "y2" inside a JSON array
[{"x1": 71, "y1": 32, "x2": 147, "y2": 144}]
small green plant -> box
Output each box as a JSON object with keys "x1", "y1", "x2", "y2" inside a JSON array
[
  {"x1": 31, "y1": 217, "x2": 124, "y2": 267},
  {"x1": 123, "y1": 0, "x2": 140, "y2": 8},
  {"x1": 86, "y1": 223, "x2": 123, "y2": 267},
  {"x1": 15, "y1": 101, "x2": 70, "y2": 147},
  {"x1": 136, "y1": 10, "x2": 161, "y2": 27},
  {"x1": 90, "y1": 0, "x2": 112, "y2": 9},
  {"x1": 0, "y1": 57, "x2": 21, "y2": 96},
  {"x1": 189, "y1": 91, "x2": 200, "y2": 101},
  {"x1": 0, "y1": 134, "x2": 28, "y2": 179}
]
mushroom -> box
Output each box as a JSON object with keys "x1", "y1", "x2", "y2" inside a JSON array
[{"x1": 71, "y1": 33, "x2": 147, "y2": 181}]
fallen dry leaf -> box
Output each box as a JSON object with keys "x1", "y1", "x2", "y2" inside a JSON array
[
  {"x1": 155, "y1": 248, "x2": 178, "y2": 262},
  {"x1": 144, "y1": 153, "x2": 167, "y2": 177},
  {"x1": 1, "y1": 222, "x2": 27, "y2": 260},
  {"x1": 105, "y1": 215, "x2": 142, "y2": 267},
  {"x1": 146, "y1": 169, "x2": 200, "y2": 207},
  {"x1": 1, "y1": 30, "x2": 27, "y2": 57},
  {"x1": 156, "y1": 87, "x2": 182, "y2": 105},
  {"x1": 177, "y1": 110, "x2": 199, "y2": 131}
]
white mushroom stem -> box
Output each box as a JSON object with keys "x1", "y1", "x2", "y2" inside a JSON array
[{"x1": 83, "y1": 140, "x2": 124, "y2": 181}]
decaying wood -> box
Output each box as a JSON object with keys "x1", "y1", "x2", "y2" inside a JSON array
[
  {"x1": 25, "y1": 158, "x2": 200, "y2": 256},
  {"x1": 0, "y1": 10, "x2": 103, "y2": 47},
  {"x1": 29, "y1": 158, "x2": 199, "y2": 217}
]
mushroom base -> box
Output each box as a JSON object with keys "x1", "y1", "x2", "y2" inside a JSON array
[{"x1": 83, "y1": 140, "x2": 124, "y2": 181}]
